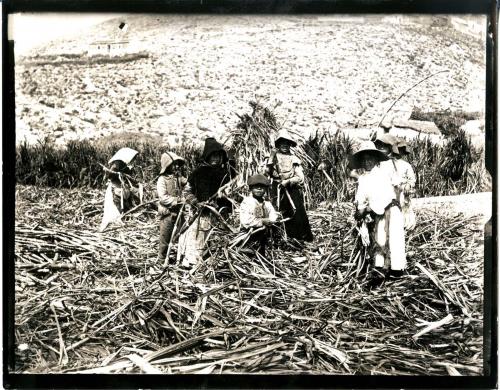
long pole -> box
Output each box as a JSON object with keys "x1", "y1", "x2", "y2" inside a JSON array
[{"x1": 377, "y1": 69, "x2": 449, "y2": 128}]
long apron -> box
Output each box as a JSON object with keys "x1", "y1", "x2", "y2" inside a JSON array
[
  {"x1": 99, "y1": 183, "x2": 122, "y2": 232},
  {"x1": 176, "y1": 212, "x2": 212, "y2": 268}
]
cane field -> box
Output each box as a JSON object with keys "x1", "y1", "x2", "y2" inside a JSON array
[
  {"x1": 13, "y1": 101, "x2": 491, "y2": 375},
  {"x1": 11, "y1": 15, "x2": 491, "y2": 376}
]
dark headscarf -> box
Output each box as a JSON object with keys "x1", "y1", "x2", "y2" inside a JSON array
[
  {"x1": 188, "y1": 138, "x2": 233, "y2": 204},
  {"x1": 201, "y1": 137, "x2": 228, "y2": 163}
]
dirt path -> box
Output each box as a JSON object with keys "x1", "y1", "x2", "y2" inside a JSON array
[{"x1": 413, "y1": 191, "x2": 492, "y2": 225}]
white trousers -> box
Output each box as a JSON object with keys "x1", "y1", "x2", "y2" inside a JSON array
[{"x1": 373, "y1": 206, "x2": 407, "y2": 271}]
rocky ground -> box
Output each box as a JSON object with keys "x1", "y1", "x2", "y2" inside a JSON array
[{"x1": 15, "y1": 15, "x2": 486, "y2": 146}]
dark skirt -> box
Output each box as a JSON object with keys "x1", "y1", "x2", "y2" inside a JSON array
[
  {"x1": 244, "y1": 229, "x2": 268, "y2": 257},
  {"x1": 270, "y1": 182, "x2": 313, "y2": 242}
]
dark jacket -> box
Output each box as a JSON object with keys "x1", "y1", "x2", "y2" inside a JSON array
[{"x1": 185, "y1": 138, "x2": 236, "y2": 212}]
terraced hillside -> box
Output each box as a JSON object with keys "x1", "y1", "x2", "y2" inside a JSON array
[{"x1": 15, "y1": 15, "x2": 486, "y2": 145}]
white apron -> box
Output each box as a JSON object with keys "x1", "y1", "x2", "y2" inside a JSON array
[
  {"x1": 99, "y1": 183, "x2": 122, "y2": 232},
  {"x1": 176, "y1": 213, "x2": 212, "y2": 268}
]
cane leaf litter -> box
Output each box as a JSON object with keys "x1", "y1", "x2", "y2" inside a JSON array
[
  {"x1": 14, "y1": 186, "x2": 484, "y2": 374},
  {"x1": 14, "y1": 103, "x2": 484, "y2": 375}
]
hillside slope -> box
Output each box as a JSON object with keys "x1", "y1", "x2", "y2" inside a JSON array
[{"x1": 15, "y1": 15, "x2": 486, "y2": 145}]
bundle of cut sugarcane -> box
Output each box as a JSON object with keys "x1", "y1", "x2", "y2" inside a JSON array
[{"x1": 230, "y1": 101, "x2": 315, "y2": 190}]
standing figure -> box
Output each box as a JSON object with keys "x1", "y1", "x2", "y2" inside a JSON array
[
  {"x1": 177, "y1": 137, "x2": 236, "y2": 268},
  {"x1": 239, "y1": 174, "x2": 279, "y2": 257},
  {"x1": 157, "y1": 151, "x2": 187, "y2": 263},
  {"x1": 394, "y1": 138, "x2": 416, "y2": 230},
  {"x1": 374, "y1": 133, "x2": 404, "y2": 199},
  {"x1": 266, "y1": 130, "x2": 313, "y2": 243},
  {"x1": 374, "y1": 133, "x2": 399, "y2": 163},
  {"x1": 352, "y1": 141, "x2": 406, "y2": 275},
  {"x1": 100, "y1": 147, "x2": 142, "y2": 232}
]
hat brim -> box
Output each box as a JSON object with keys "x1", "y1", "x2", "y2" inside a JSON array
[
  {"x1": 159, "y1": 155, "x2": 185, "y2": 175},
  {"x1": 375, "y1": 140, "x2": 399, "y2": 155},
  {"x1": 350, "y1": 149, "x2": 388, "y2": 169},
  {"x1": 249, "y1": 182, "x2": 270, "y2": 187},
  {"x1": 275, "y1": 137, "x2": 297, "y2": 147},
  {"x1": 108, "y1": 148, "x2": 139, "y2": 165},
  {"x1": 205, "y1": 150, "x2": 228, "y2": 163}
]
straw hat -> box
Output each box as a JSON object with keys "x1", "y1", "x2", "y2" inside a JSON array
[
  {"x1": 274, "y1": 130, "x2": 297, "y2": 147},
  {"x1": 248, "y1": 174, "x2": 270, "y2": 187},
  {"x1": 374, "y1": 133, "x2": 399, "y2": 154},
  {"x1": 159, "y1": 151, "x2": 185, "y2": 175},
  {"x1": 108, "y1": 147, "x2": 139, "y2": 166},
  {"x1": 350, "y1": 141, "x2": 389, "y2": 169}
]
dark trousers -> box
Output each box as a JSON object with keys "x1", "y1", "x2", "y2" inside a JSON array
[
  {"x1": 247, "y1": 229, "x2": 268, "y2": 257},
  {"x1": 158, "y1": 214, "x2": 177, "y2": 261},
  {"x1": 270, "y1": 182, "x2": 313, "y2": 242}
]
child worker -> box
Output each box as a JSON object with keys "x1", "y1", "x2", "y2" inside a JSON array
[
  {"x1": 239, "y1": 174, "x2": 279, "y2": 257},
  {"x1": 394, "y1": 138, "x2": 416, "y2": 231},
  {"x1": 100, "y1": 147, "x2": 143, "y2": 232},
  {"x1": 157, "y1": 151, "x2": 187, "y2": 263},
  {"x1": 351, "y1": 141, "x2": 406, "y2": 278},
  {"x1": 177, "y1": 137, "x2": 237, "y2": 268},
  {"x1": 266, "y1": 129, "x2": 313, "y2": 243},
  {"x1": 375, "y1": 133, "x2": 416, "y2": 231},
  {"x1": 374, "y1": 132, "x2": 402, "y2": 169}
]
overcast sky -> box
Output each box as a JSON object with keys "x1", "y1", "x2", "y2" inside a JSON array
[{"x1": 9, "y1": 13, "x2": 121, "y2": 54}]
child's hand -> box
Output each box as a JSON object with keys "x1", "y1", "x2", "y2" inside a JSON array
[
  {"x1": 262, "y1": 218, "x2": 272, "y2": 226},
  {"x1": 216, "y1": 188, "x2": 229, "y2": 199},
  {"x1": 359, "y1": 223, "x2": 370, "y2": 247},
  {"x1": 280, "y1": 179, "x2": 289, "y2": 187}
]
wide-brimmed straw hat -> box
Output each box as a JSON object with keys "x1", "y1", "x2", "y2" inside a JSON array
[
  {"x1": 248, "y1": 174, "x2": 270, "y2": 187},
  {"x1": 374, "y1": 133, "x2": 400, "y2": 154},
  {"x1": 274, "y1": 130, "x2": 297, "y2": 147},
  {"x1": 396, "y1": 138, "x2": 412, "y2": 155},
  {"x1": 159, "y1": 151, "x2": 185, "y2": 175},
  {"x1": 108, "y1": 147, "x2": 139, "y2": 165},
  {"x1": 350, "y1": 141, "x2": 389, "y2": 169}
]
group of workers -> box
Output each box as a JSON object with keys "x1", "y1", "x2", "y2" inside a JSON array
[
  {"x1": 101, "y1": 129, "x2": 415, "y2": 279},
  {"x1": 350, "y1": 134, "x2": 416, "y2": 277}
]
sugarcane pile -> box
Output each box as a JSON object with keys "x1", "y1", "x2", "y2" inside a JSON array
[
  {"x1": 14, "y1": 185, "x2": 483, "y2": 375},
  {"x1": 230, "y1": 101, "x2": 315, "y2": 177}
]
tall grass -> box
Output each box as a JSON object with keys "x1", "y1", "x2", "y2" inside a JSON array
[
  {"x1": 300, "y1": 129, "x2": 490, "y2": 206},
  {"x1": 15, "y1": 137, "x2": 200, "y2": 189},
  {"x1": 410, "y1": 108, "x2": 481, "y2": 137},
  {"x1": 16, "y1": 130, "x2": 490, "y2": 207},
  {"x1": 19, "y1": 53, "x2": 150, "y2": 67}
]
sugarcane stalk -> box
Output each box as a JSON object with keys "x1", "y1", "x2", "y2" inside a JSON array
[
  {"x1": 164, "y1": 204, "x2": 185, "y2": 267},
  {"x1": 321, "y1": 169, "x2": 334, "y2": 184},
  {"x1": 120, "y1": 198, "x2": 159, "y2": 218},
  {"x1": 177, "y1": 175, "x2": 241, "y2": 236}
]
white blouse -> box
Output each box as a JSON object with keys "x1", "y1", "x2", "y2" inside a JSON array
[
  {"x1": 239, "y1": 196, "x2": 279, "y2": 229},
  {"x1": 355, "y1": 164, "x2": 399, "y2": 215}
]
